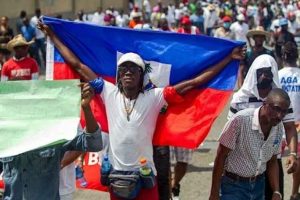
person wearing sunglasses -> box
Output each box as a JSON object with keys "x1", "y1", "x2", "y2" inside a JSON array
[
  {"x1": 210, "y1": 88, "x2": 290, "y2": 200},
  {"x1": 228, "y1": 54, "x2": 298, "y2": 200}
]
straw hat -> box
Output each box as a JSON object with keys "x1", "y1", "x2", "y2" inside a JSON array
[
  {"x1": 7, "y1": 34, "x2": 34, "y2": 51},
  {"x1": 247, "y1": 26, "x2": 270, "y2": 38},
  {"x1": 207, "y1": 4, "x2": 216, "y2": 11}
]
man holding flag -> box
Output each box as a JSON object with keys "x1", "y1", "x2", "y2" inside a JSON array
[
  {"x1": 0, "y1": 82, "x2": 103, "y2": 200},
  {"x1": 38, "y1": 21, "x2": 245, "y2": 199}
]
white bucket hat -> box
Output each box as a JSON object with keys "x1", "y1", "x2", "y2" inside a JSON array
[{"x1": 117, "y1": 53, "x2": 145, "y2": 71}]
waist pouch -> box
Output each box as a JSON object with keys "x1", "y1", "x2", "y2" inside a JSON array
[{"x1": 109, "y1": 170, "x2": 142, "y2": 199}]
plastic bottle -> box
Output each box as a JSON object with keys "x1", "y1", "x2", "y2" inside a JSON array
[
  {"x1": 102, "y1": 154, "x2": 111, "y2": 174},
  {"x1": 100, "y1": 154, "x2": 111, "y2": 186},
  {"x1": 139, "y1": 158, "x2": 155, "y2": 188},
  {"x1": 75, "y1": 166, "x2": 88, "y2": 187},
  {"x1": 139, "y1": 158, "x2": 151, "y2": 176}
]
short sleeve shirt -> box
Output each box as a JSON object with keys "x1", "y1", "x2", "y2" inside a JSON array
[
  {"x1": 279, "y1": 67, "x2": 300, "y2": 122},
  {"x1": 220, "y1": 107, "x2": 284, "y2": 177},
  {"x1": 1, "y1": 57, "x2": 39, "y2": 80},
  {"x1": 100, "y1": 80, "x2": 168, "y2": 174}
]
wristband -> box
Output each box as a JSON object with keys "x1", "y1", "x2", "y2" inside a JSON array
[
  {"x1": 273, "y1": 191, "x2": 282, "y2": 199},
  {"x1": 89, "y1": 77, "x2": 104, "y2": 94}
]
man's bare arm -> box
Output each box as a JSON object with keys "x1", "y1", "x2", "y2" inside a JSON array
[{"x1": 38, "y1": 22, "x2": 97, "y2": 81}]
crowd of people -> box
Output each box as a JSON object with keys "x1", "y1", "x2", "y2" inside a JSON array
[{"x1": 0, "y1": 0, "x2": 300, "y2": 200}]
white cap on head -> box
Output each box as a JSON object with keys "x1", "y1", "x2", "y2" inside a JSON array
[
  {"x1": 117, "y1": 53, "x2": 145, "y2": 71},
  {"x1": 237, "y1": 14, "x2": 245, "y2": 21}
]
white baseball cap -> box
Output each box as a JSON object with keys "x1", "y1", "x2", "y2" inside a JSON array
[
  {"x1": 237, "y1": 14, "x2": 245, "y2": 21},
  {"x1": 117, "y1": 53, "x2": 145, "y2": 71}
]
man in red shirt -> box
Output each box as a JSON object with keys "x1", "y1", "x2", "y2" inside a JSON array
[{"x1": 1, "y1": 34, "x2": 39, "y2": 81}]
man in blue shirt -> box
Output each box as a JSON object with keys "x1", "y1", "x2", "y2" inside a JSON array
[
  {"x1": 0, "y1": 83, "x2": 103, "y2": 200},
  {"x1": 20, "y1": 17, "x2": 41, "y2": 67}
]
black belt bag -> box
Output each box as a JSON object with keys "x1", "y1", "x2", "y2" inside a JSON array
[{"x1": 109, "y1": 170, "x2": 142, "y2": 199}]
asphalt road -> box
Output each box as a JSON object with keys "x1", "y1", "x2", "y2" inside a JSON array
[{"x1": 74, "y1": 102, "x2": 294, "y2": 200}]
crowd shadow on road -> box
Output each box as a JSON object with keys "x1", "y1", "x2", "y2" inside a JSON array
[{"x1": 187, "y1": 164, "x2": 213, "y2": 173}]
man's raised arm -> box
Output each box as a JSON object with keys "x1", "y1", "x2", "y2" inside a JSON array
[
  {"x1": 173, "y1": 46, "x2": 246, "y2": 95},
  {"x1": 38, "y1": 22, "x2": 97, "y2": 81}
]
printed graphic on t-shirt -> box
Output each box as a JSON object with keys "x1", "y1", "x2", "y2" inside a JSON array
[
  {"x1": 281, "y1": 76, "x2": 300, "y2": 92},
  {"x1": 11, "y1": 69, "x2": 31, "y2": 78}
]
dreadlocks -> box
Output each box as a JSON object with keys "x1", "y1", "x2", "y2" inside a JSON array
[{"x1": 282, "y1": 41, "x2": 299, "y2": 64}]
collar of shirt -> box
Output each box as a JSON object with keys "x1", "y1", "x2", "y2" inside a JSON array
[
  {"x1": 252, "y1": 106, "x2": 263, "y2": 134},
  {"x1": 13, "y1": 56, "x2": 26, "y2": 61}
]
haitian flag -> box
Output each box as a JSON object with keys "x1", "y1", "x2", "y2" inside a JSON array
[{"x1": 44, "y1": 16, "x2": 243, "y2": 148}]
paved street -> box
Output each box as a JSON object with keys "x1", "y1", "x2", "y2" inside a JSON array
[{"x1": 74, "y1": 102, "x2": 293, "y2": 200}]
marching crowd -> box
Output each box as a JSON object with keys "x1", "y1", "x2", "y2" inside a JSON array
[{"x1": 1, "y1": 0, "x2": 300, "y2": 200}]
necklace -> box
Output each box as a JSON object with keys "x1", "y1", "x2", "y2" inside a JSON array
[{"x1": 122, "y1": 93, "x2": 138, "y2": 121}]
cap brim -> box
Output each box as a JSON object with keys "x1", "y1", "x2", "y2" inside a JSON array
[{"x1": 247, "y1": 30, "x2": 270, "y2": 38}]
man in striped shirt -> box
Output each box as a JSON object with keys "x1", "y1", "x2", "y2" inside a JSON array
[{"x1": 209, "y1": 88, "x2": 290, "y2": 200}]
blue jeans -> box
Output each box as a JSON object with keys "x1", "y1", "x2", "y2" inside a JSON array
[{"x1": 221, "y1": 175, "x2": 265, "y2": 200}]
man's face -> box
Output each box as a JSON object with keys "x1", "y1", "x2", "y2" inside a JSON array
[
  {"x1": 118, "y1": 62, "x2": 142, "y2": 90},
  {"x1": 253, "y1": 35, "x2": 266, "y2": 46},
  {"x1": 265, "y1": 98, "x2": 290, "y2": 126},
  {"x1": 183, "y1": 23, "x2": 191, "y2": 31},
  {"x1": 13, "y1": 45, "x2": 29, "y2": 58},
  {"x1": 257, "y1": 67, "x2": 273, "y2": 90}
]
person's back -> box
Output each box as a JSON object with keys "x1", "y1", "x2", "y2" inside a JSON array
[
  {"x1": 279, "y1": 66, "x2": 300, "y2": 121},
  {"x1": 278, "y1": 41, "x2": 300, "y2": 200},
  {"x1": 278, "y1": 42, "x2": 300, "y2": 122},
  {"x1": 20, "y1": 18, "x2": 35, "y2": 42},
  {"x1": 16, "y1": 10, "x2": 26, "y2": 34},
  {"x1": 230, "y1": 20, "x2": 249, "y2": 42}
]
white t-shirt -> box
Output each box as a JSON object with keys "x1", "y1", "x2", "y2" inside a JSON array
[
  {"x1": 279, "y1": 67, "x2": 300, "y2": 122},
  {"x1": 116, "y1": 14, "x2": 129, "y2": 27},
  {"x1": 230, "y1": 22, "x2": 249, "y2": 42},
  {"x1": 91, "y1": 12, "x2": 104, "y2": 26},
  {"x1": 100, "y1": 81, "x2": 167, "y2": 175},
  {"x1": 30, "y1": 16, "x2": 45, "y2": 39},
  {"x1": 288, "y1": 20, "x2": 300, "y2": 35}
]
